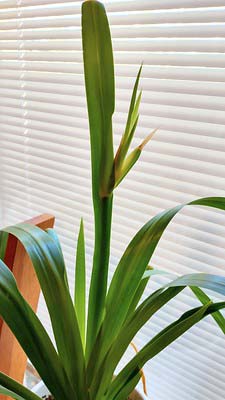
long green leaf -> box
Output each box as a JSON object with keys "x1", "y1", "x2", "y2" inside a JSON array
[
  {"x1": 2, "y1": 224, "x2": 86, "y2": 400},
  {"x1": 127, "y1": 267, "x2": 175, "y2": 317},
  {"x1": 120, "y1": 114, "x2": 139, "y2": 163},
  {"x1": 82, "y1": 0, "x2": 114, "y2": 197},
  {"x1": 130, "y1": 91, "x2": 142, "y2": 134},
  {"x1": 133, "y1": 268, "x2": 225, "y2": 336},
  {"x1": 107, "y1": 302, "x2": 225, "y2": 400},
  {"x1": 82, "y1": 0, "x2": 115, "y2": 359},
  {"x1": 166, "y1": 273, "x2": 225, "y2": 295},
  {"x1": 125, "y1": 268, "x2": 152, "y2": 319},
  {"x1": 86, "y1": 195, "x2": 113, "y2": 360},
  {"x1": 0, "y1": 373, "x2": 41, "y2": 400},
  {"x1": 0, "y1": 260, "x2": 70, "y2": 400},
  {"x1": 90, "y1": 197, "x2": 225, "y2": 365},
  {"x1": 93, "y1": 271, "x2": 225, "y2": 398},
  {"x1": 0, "y1": 387, "x2": 25, "y2": 400},
  {"x1": 191, "y1": 286, "x2": 225, "y2": 334},
  {"x1": 114, "y1": 65, "x2": 142, "y2": 172},
  {"x1": 46, "y1": 228, "x2": 69, "y2": 288},
  {"x1": 124, "y1": 65, "x2": 142, "y2": 142},
  {"x1": 113, "y1": 370, "x2": 141, "y2": 400},
  {"x1": 0, "y1": 231, "x2": 8, "y2": 260},
  {"x1": 137, "y1": 268, "x2": 225, "y2": 334},
  {"x1": 91, "y1": 286, "x2": 183, "y2": 398},
  {"x1": 138, "y1": 268, "x2": 225, "y2": 335},
  {"x1": 75, "y1": 219, "x2": 86, "y2": 347},
  {"x1": 87, "y1": 197, "x2": 225, "y2": 379}
]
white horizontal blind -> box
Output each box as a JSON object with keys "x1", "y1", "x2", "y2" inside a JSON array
[{"x1": 0, "y1": 1, "x2": 225, "y2": 399}]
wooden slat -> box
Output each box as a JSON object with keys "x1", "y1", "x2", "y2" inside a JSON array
[
  {"x1": 0, "y1": 214, "x2": 55, "y2": 400},
  {"x1": 0, "y1": 234, "x2": 17, "y2": 338}
]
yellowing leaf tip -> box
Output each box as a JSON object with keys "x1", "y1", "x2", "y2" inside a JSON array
[{"x1": 139, "y1": 128, "x2": 158, "y2": 151}]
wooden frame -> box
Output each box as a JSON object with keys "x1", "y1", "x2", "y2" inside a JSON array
[{"x1": 0, "y1": 214, "x2": 55, "y2": 399}]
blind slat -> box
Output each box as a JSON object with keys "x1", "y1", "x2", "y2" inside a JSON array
[
  {"x1": 1, "y1": 23, "x2": 225, "y2": 40},
  {"x1": 2, "y1": 89, "x2": 225, "y2": 114},
  {"x1": 1, "y1": 38, "x2": 225, "y2": 53},
  {"x1": 1, "y1": 0, "x2": 225, "y2": 11},
  {"x1": 1, "y1": 50, "x2": 225, "y2": 68},
  {"x1": 2, "y1": 64, "x2": 225, "y2": 84},
  {"x1": 1, "y1": 8, "x2": 225, "y2": 30}
]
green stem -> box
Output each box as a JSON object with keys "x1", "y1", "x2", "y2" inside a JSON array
[{"x1": 86, "y1": 194, "x2": 113, "y2": 360}]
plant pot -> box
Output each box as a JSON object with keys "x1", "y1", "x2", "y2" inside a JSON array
[{"x1": 33, "y1": 381, "x2": 148, "y2": 400}]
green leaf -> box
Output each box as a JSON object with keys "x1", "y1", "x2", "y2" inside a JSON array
[
  {"x1": 114, "y1": 65, "x2": 142, "y2": 172},
  {"x1": 107, "y1": 302, "x2": 225, "y2": 400},
  {"x1": 127, "y1": 267, "x2": 175, "y2": 317},
  {"x1": 191, "y1": 286, "x2": 225, "y2": 334},
  {"x1": 142, "y1": 267, "x2": 176, "y2": 280},
  {"x1": 125, "y1": 65, "x2": 142, "y2": 142},
  {"x1": 121, "y1": 114, "x2": 139, "y2": 160},
  {"x1": 114, "y1": 128, "x2": 157, "y2": 188},
  {"x1": 86, "y1": 195, "x2": 113, "y2": 360},
  {"x1": 82, "y1": 0, "x2": 115, "y2": 360},
  {"x1": 97, "y1": 274, "x2": 225, "y2": 398},
  {"x1": 115, "y1": 147, "x2": 141, "y2": 188},
  {"x1": 2, "y1": 224, "x2": 86, "y2": 400},
  {"x1": 88, "y1": 197, "x2": 225, "y2": 381},
  {"x1": 95, "y1": 269, "x2": 225, "y2": 396},
  {"x1": 0, "y1": 387, "x2": 25, "y2": 400},
  {"x1": 82, "y1": 0, "x2": 114, "y2": 197},
  {"x1": 46, "y1": 228, "x2": 69, "y2": 288},
  {"x1": 139, "y1": 268, "x2": 225, "y2": 335},
  {"x1": 0, "y1": 373, "x2": 41, "y2": 400},
  {"x1": 130, "y1": 91, "x2": 142, "y2": 133},
  {"x1": 105, "y1": 197, "x2": 225, "y2": 346},
  {"x1": 112, "y1": 369, "x2": 141, "y2": 400},
  {"x1": 92, "y1": 266, "x2": 179, "y2": 397},
  {"x1": 0, "y1": 260, "x2": 70, "y2": 400},
  {"x1": 166, "y1": 273, "x2": 225, "y2": 295},
  {"x1": 0, "y1": 231, "x2": 8, "y2": 260},
  {"x1": 91, "y1": 286, "x2": 183, "y2": 399},
  {"x1": 75, "y1": 219, "x2": 86, "y2": 348},
  {"x1": 126, "y1": 271, "x2": 150, "y2": 318}
]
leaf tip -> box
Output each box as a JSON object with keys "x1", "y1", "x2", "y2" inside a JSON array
[{"x1": 139, "y1": 128, "x2": 158, "y2": 151}]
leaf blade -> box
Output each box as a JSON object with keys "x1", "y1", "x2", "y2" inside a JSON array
[
  {"x1": 2, "y1": 224, "x2": 86, "y2": 400},
  {"x1": 82, "y1": 0, "x2": 115, "y2": 360},
  {"x1": 0, "y1": 259, "x2": 70, "y2": 400},
  {"x1": 191, "y1": 286, "x2": 225, "y2": 334},
  {"x1": 92, "y1": 286, "x2": 183, "y2": 398},
  {"x1": 0, "y1": 373, "x2": 41, "y2": 400},
  {"x1": 82, "y1": 0, "x2": 114, "y2": 197},
  {"x1": 0, "y1": 231, "x2": 8, "y2": 260},
  {"x1": 75, "y1": 219, "x2": 86, "y2": 348},
  {"x1": 105, "y1": 197, "x2": 225, "y2": 347},
  {"x1": 107, "y1": 302, "x2": 225, "y2": 400},
  {"x1": 88, "y1": 197, "x2": 225, "y2": 382}
]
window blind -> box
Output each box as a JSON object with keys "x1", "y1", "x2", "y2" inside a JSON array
[{"x1": 0, "y1": 1, "x2": 225, "y2": 399}]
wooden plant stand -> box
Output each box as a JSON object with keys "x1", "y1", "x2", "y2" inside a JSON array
[{"x1": 0, "y1": 214, "x2": 55, "y2": 400}]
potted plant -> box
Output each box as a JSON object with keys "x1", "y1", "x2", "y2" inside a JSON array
[{"x1": 0, "y1": 1, "x2": 225, "y2": 399}]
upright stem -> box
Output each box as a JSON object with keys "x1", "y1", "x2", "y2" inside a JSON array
[{"x1": 86, "y1": 194, "x2": 113, "y2": 360}]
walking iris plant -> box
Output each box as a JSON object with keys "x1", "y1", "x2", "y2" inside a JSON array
[{"x1": 0, "y1": 1, "x2": 225, "y2": 400}]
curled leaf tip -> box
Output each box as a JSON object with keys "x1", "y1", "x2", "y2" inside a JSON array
[{"x1": 139, "y1": 128, "x2": 158, "y2": 151}]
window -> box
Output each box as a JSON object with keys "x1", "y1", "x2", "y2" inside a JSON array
[{"x1": 0, "y1": 1, "x2": 225, "y2": 399}]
